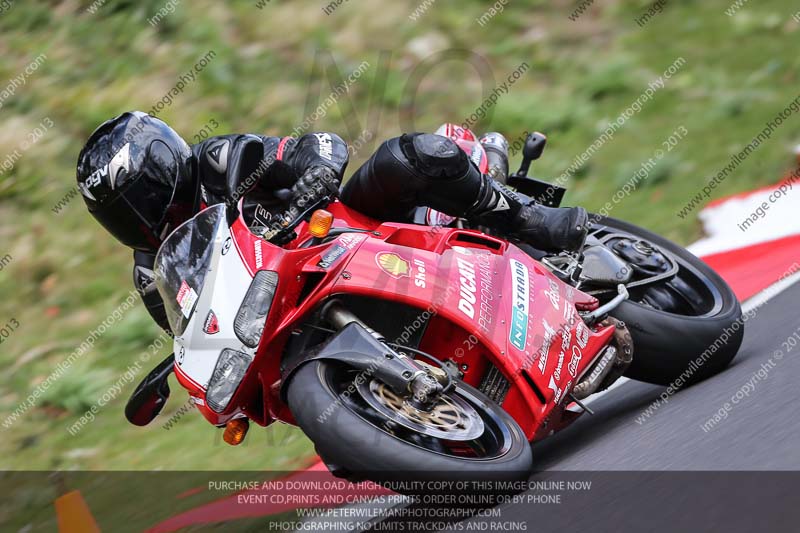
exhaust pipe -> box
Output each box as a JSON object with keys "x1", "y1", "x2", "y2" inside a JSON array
[{"x1": 572, "y1": 346, "x2": 617, "y2": 400}]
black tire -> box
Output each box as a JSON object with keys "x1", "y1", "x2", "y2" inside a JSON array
[
  {"x1": 286, "y1": 360, "x2": 532, "y2": 484},
  {"x1": 591, "y1": 215, "x2": 744, "y2": 386}
]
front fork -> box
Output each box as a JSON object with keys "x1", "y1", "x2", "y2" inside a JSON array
[{"x1": 319, "y1": 301, "x2": 447, "y2": 410}]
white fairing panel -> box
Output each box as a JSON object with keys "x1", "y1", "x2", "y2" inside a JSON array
[{"x1": 172, "y1": 222, "x2": 255, "y2": 390}]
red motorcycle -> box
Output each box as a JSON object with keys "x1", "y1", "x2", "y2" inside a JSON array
[{"x1": 126, "y1": 126, "x2": 743, "y2": 482}]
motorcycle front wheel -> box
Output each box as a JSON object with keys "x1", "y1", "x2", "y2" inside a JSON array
[{"x1": 286, "y1": 360, "x2": 532, "y2": 484}]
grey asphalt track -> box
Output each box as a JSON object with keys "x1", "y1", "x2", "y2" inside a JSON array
[
  {"x1": 309, "y1": 279, "x2": 800, "y2": 533},
  {"x1": 436, "y1": 278, "x2": 800, "y2": 532},
  {"x1": 530, "y1": 278, "x2": 800, "y2": 471}
]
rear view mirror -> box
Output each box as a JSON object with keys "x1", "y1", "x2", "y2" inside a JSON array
[
  {"x1": 125, "y1": 353, "x2": 174, "y2": 426},
  {"x1": 514, "y1": 132, "x2": 548, "y2": 178}
]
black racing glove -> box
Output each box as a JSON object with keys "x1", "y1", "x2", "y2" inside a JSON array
[
  {"x1": 289, "y1": 166, "x2": 340, "y2": 210},
  {"x1": 265, "y1": 166, "x2": 341, "y2": 244}
]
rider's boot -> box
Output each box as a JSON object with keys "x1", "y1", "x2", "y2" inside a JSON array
[
  {"x1": 466, "y1": 173, "x2": 589, "y2": 252},
  {"x1": 342, "y1": 132, "x2": 588, "y2": 252}
]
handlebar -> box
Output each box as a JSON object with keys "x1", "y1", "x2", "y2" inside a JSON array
[{"x1": 263, "y1": 194, "x2": 334, "y2": 245}]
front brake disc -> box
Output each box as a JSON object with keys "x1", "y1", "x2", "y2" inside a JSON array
[{"x1": 356, "y1": 379, "x2": 484, "y2": 441}]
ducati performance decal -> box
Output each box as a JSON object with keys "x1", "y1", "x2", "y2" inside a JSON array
[
  {"x1": 203, "y1": 310, "x2": 219, "y2": 335},
  {"x1": 475, "y1": 253, "x2": 495, "y2": 335},
  {"x1": 375, "y1": 252, "x2": 411, "y2": 279},
  {"x1": 509, "y1": 259, "x2": 530, "y2": 351},
  {"x1": 176, "y1": 280, "x2": 199, "y2": 319},
  {"x1": 452, "y1": 250, "x2": 495, "y2": 331}
]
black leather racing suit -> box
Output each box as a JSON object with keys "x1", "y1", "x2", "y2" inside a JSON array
[
  {"x1": 341, "y1": 133, "x2": 588, "y2": 250},
  {"x1": 133, "y1": 132, "x2": 349, "y2": 331},
  {"x1": 135, "y1": 131, "x2": 586, "y2": 332}
]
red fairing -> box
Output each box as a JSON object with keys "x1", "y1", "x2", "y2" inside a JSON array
[
  {"x1": 325, "y1": 225, "x2": 614, "y2": 438},
  {"x1": 173, "y1": 198, "x2": 615, "y2": 441}
]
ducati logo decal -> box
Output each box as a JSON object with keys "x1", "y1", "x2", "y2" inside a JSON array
[
  {"x1": 203, "y1": 310, "x2": 220, "y2": 335},
  {"x1": 221, "y1": 237, "x2": 232, "y2": 256},
  {"x1": 456, "y1": 256, "x2": 477, "y2": 319},
  {"x1": 376, "y1": 252, "x2": 411, "y2": 279}
]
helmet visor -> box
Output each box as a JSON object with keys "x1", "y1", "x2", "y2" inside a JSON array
[{"x1": 91, "y1": 174, "x2": 174, "y2": 252}]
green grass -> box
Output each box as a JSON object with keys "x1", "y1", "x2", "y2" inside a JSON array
[{"x1": 0, "y1": 0, "x2": 798, "y2": 482}]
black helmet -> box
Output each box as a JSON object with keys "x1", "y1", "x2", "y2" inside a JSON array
[{"x1": 77, "y1": 111, "x2": 197, "y2": 252}]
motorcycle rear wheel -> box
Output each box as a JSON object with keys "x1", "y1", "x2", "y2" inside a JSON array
[
  {"x1": 591, "y1": 215, "x2": 744, "y2": 386},
  {"x1": 286, "y1": 360, "x2": 532, "y2": 485}
]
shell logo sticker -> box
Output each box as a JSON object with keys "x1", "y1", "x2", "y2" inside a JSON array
[{"x1": 375, "y1": 252, "x2": 410, "y2": 279}]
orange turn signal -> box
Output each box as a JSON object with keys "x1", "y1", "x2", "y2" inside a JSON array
[
  {"x1": 223, "y1": 418, "x2": 249, "y2": 446},
  {"x1": 309, "y1": 209, "x2": 334, "y2": 238}
]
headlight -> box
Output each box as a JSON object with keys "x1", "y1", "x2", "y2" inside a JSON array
[
  {"x1": 207, "y1": 349, "x2": 252, "y2": 412},
  {"x1": 234, "y1": 270, "x2": 278, "y2": 348}
]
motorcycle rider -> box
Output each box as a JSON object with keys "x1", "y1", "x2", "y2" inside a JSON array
[{"x1": 76, "y1": 111, "x2": 588, "y2": 331}]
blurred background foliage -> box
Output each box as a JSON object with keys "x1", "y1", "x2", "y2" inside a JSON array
[{"x1": 0, "y1": 0, "x2": 799, "y2": 476}]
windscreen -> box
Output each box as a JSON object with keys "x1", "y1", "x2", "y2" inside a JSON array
[{"x1": 154, "y1": 204, "x2": 226, "y2": 335}]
